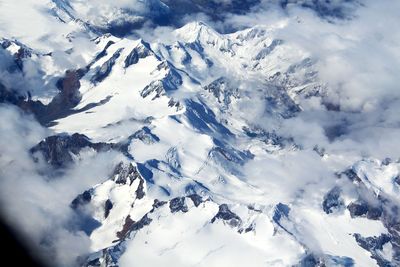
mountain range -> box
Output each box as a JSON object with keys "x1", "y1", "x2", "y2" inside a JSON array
[{"x1": 0, "y1": 1, "x2": 399, "y2": 267}]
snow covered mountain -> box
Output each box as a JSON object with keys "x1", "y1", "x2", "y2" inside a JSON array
[{"x1": 0, "y1": 1, "x2": 399, "y2": 267}]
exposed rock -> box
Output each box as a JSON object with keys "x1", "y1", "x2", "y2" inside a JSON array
[
  {"x1": 112, "y1": 162, "x2": 140, "y2": 185},
  {"x1": 116, "y1": 214, "x2": 153, "y2": 240},
  {"x1": 104, "y1": 199, "x2": 113, "y2": 219},
  {"x1": 394, "y1": 176, "x2": 400, "y2": 186},
  {"x1": 188, "y1": 194, "x2": 203, "y2": 207},
  {"x1": 169, "y1": 197, "x2": 188, "y2": 213},
  {"x1": 90, "y1": 40, "x2": 115, "y2": 65},
  {"x1": 116, "y1": 215, "x2": 135, "y2": 240},
  {"x1": 91, "y1": 48, "x2": 124, "y2": 84},
  {"x1": 140, "y1": 62, "x2": 182, "y2": 99},
  {"x1": 295, "y1": 253, "x2": 355, "y2": 267},
  {"x1": 30, "y1": 133, "x2": 112, "y2": 168},
  {"x1": 322, "y1": 186, "x2": 344, "y2": 214},
  {"x1": 238, "y1": 223, "x2": 255, "y2": 234},
  {"x1": 71, "y1": 190, "x2": 92, "y2": 210},
  {"x1": 347, "y1": 201, "x2": 382, "y2": 220},
  {"x1": 13, "y1": 46, "x2": 32, "y2": 71},
  {"x1": 129, "y1": 214, "x2": 152, "y2": 234},
  {"x1": 151, "y1": 199, "x2": 167, "y2": 212},
  {"x1": 354, "y1": 233, "x2": 393, "y2": 267},
  {"x1": 382, "y1": 158, "x2": 392, "y2": 166},
  {"x1": 273, "y1": 203, "x2": 290, "y2": 226},
  {"x1": 141, "y1": 80, "x2": 166, "y2": 99},
  {"x1": 343, "y1": 168, "x2": 362, "y2": 183},
  {"x1": 131, "y1": 126, "x2": 160, "y2": 144},
  {"x1": 211, "y1": 204, "x2": 242, "y2": 227},
  {"x1": 124, "y1": 40, "x2": 155, "y2": 68},
  {"x1": 135, "y1": 178, "x2": 145, "y2": 200},
  {"x1": 40, "y1": 69, "x2": 84, "y2": 124},
  {"x1": 347, "y1": 201, "x2": 368, "y2": 217}
]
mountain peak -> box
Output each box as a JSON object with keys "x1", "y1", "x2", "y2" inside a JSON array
[{"x1": 175, "y1": 21, "x2": 223, "y2": 44}]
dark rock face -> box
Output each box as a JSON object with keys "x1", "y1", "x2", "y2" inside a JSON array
[
  {"x1": 124, "y1": 48, "x2": 139, "y2": 67},
  {"x1": 347, "y1": 201, "x2": 368, "y2": 217},
  {"x1": 111, "y1": 162, "x2": 146, "y2": 199},
  {"x1": 135, "y1": 179, "x2": 145, "y2": 200},
  {"x1": 14, "y1": 68, "x2": 85, "y2": 126},
  {"x1": 124, "y1": 41, "x2": 154, "y2": 68},
  {"x1": 113, "y1": 162, "x2": 138, "y2": 185},
  {"x1": 354, "y1": 233, "x2": 393, "y2": 267},
  {"x1": 152, "y1": 199, "x2": 167, "y2": 212},
  {"x1": 71, "y1": 190, "x2": 92, "y2": 210},
  {"x1": 141, "y1": 80, "x2": 165, "y2": 99},
  {"x1": 140, "y1": 61, "x2": 182, "y2": 99},
  {"x1": 343, "y1": 168, "x2": 362, "y2": 183},
  {"x1": 354, "y1": 233, "x2": 391, "y2": 251},
  {"x1": 322, "y1": 186, "x2": 344, "y2": 214},
  {"x1": 169, "y1": 197, "x2": 189, "y2": 213},
  {"x1": 116, "y1": 214, "x2": 153, "y2": 240},
  {"x1": 129, "y1": 214, "x2": 153, "y2": 234},
  {"x1": 141, "y1": 70, "x2": 182, "y2": 100},
  {"x1": 381, "y1": 205, "x2": 400, "y2": 264},
  {"x1": 104, "y1": 199, "x2": 113, "y2": 219},
  {"x1": 188, "y1": 194, "x2": 203, "y2": 207},
  {"x1": 91, "y1": 40, "x2": 115, "y2": 65},
  {"x1": 4, "y1": 68, "x2": 85, "y2": 126},
  {"x1": 211, "y1": 204, "x2": 242, "y2": 227},
  {"x1": 54, "y1": 69, "x2": 82, "y2": 106},
  {"x1": 91, "y1": 48, "x2": 124, "y2": 84},
  {"x1": 131, "y1": 127, "x2": 160, "y2": 144},
  {"x1": 394, "y1": 176, "x2": 400, "y2": 186},
  {"x1": 116, "y1": 215, "x2": 135, "y2": 240},
  {"x1": 272, "y1": 203, "x2": 290, "y2": 224},
  {"x1": 30, "y1": 133, "x2": 112, "y2": 168},
  {"x1": 347, "y1": 201, "x2": 382, "y2": 220},
  {"x1": 296, "y1": 254, "x2": 354, "y2": 267}
]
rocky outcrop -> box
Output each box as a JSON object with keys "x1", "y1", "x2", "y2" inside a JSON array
[
  {"x1": 169, "y1": 197, "x2": 188, "y2": 213},
  {"x1": 322, "y1": 186, "x2": 344, "y2": 214},
  {"x1": 131, "y1": 127, "x2": 160, "y2": 144},
  {"x1": 30, "y1": 133, "x2": 112, "y2": 168},
  {"x1": 124, "y1": 40, "x2": 156, "y2": 68},
  {"x1": 211, "y1": 204, "x2": 241, "y2": 227},
  {"x1": 354, "y1": 233, "x2": 393, "y2": 267},
  {"x1": 347, "y1": 201, "x2": 382, "y2": 220},
  {"x1": 140, "y1": 62, "x2": 182, "y2": 99},
  {"x1": 91, "y1": 48, "x2": 124, "y2": 84}
]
